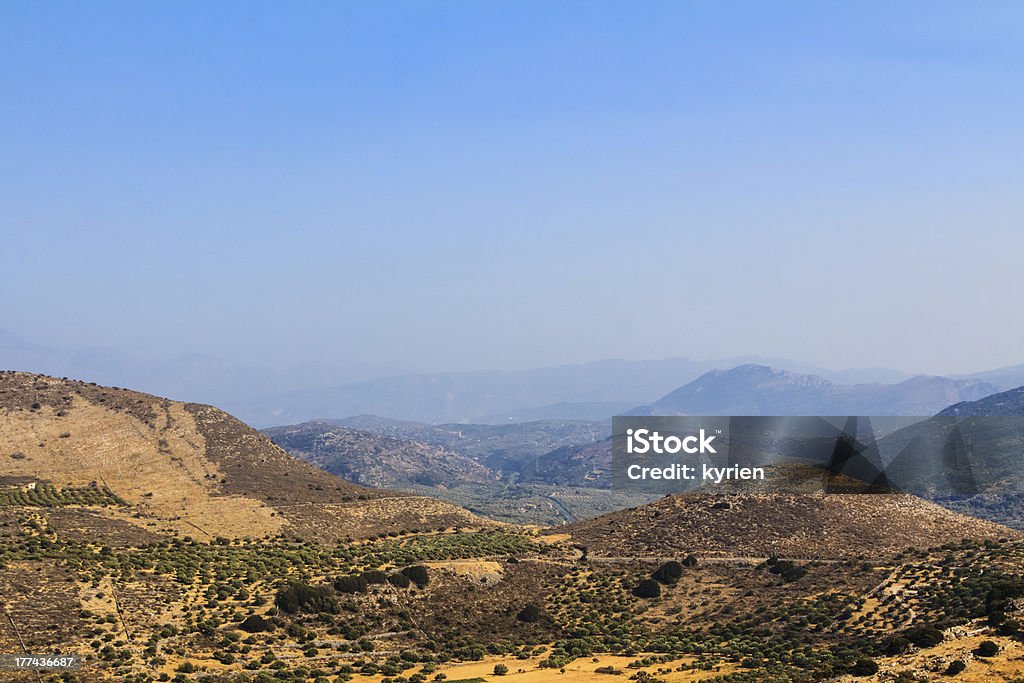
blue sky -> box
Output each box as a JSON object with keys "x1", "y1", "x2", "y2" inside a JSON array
[{"x1": 2, "y1": 1, "x2": 1023, "y2": 378}]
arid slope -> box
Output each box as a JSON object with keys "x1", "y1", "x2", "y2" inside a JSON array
[{"x1": 0, "y1": 371, "x2": 487, "y2": 543}]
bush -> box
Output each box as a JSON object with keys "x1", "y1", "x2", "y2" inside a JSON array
[
  {"x1": 652, "y1": 561, "x2": 683, "y2": 585},
  {"x1": 767, "y1": 560, "x2": 807, "y2": 583},
  {"x1": 975, "y1": 640, "x2": 999, "y2": 657},
  {"x1": 849, "y1": 658, "x2": 878, "y2": 676},
  {"x1": 632, "y1": 579, "x2": 662, "y2": 599},
  {"x1": 238, "y1": 614, "x2": 273, "y2": 633},
  {"x1": 905, "y1": 625, "x2": 944, "y2": 648},
  {"x1": 387, "y1": 572, "x2": 411, "y2": 588},
  {"x1": 945, "y1": 659, "x2": 967, "y2": 675},
  {"x1": 885, "y1": 636, "x2": 910, "y2": 655},
  {"x1": 274, "y1": 582, "x2": 338, "y2": 614},
  {"x1": 517, "y1": 604, "x2": 541, "y2": 623},
  {"x1": 493, "y1": 664, "x2": 509, "y2": 675},
  {"x1": 362, "y1": 569, "x2": 387, "y2": 584},
  {"x1": 402, "y1": 565, "x2": 430, "y2": 588},
  {"x1": 335, "y1": 574, "x2": 369, "y2": 594}
]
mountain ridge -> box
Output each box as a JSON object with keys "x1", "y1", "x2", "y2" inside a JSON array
[
  {"x1": 633, "y1": 364, "x2": 998, "y2": 416},
  {"x1": 222, "y1": 356, "x2": 922, "y2": 425}
]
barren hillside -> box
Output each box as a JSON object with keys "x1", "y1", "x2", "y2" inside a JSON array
[{"x1": 0, "y1": 371, "x2": 487, "y2": 543}]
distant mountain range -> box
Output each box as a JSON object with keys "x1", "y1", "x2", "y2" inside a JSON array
[
  {"x1": 7, "y1": 327, "x2": 1024, "y2": 425},
  {"x1": 0, "y1": 329, "x2": 359, "y2": 412},
  {"x1": 241, "y1": 360, "x2": 1024, "y2": 426},
  {"x1": 630, "y1": 364, "x2": 1000, "y2": 417},
  {"x1": 239, "y1": 356, "x2": 859, "y2": 425},
  {"x1": 263, "y1": 417, "x2": 646, "y2": 524}
]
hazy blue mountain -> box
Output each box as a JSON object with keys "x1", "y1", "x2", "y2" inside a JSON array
[
  {"x1": 636, "y1": 364, "x2": 999, "y2": 417},
  {"x1": 236, "y1": 358, "x2": 715, "y2": 425},
  {"x1": 0, "y1": 328, "x2": 352, "y2": 411},
  {"x1": 232, "y1": 356, "x2": 917, "y2": 425},
  {"x1": 956, "y1": 364, "x2": 1024, "y2": 392},
  {"x1": 8, "y1": 327, "x2": 1019, "y2": 426},
  {"x1": 473, "y1": 401, "x2": 634, "y2": 423}
]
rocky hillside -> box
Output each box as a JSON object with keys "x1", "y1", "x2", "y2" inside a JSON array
[
  {"x1": 565, "y1": 486, "x2": 1018, "y2": 560},
  {"x1": 263, "y1": 420, "x2": 498, "y2": 489},
  {"x1": 321, "y1": 415, "x2": 606, "y2": 471},
  {"x1": 0, "y1": 372, "x2": 488, "y2": 544}
]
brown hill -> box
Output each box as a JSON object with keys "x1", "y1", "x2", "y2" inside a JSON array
[
  {"x1": 0, "y1": 371, "x2": 487, "y2": 543},
  {"x1": 565, "y1": 487, "x2": 1019, "y2": 560}
]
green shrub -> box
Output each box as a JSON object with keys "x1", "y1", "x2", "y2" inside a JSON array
[
  {"x1": 885, "y1": 636, "x2": 910, "y2": 655},
  {"x1": 402, "y1": 565, "x2": 430, "y2": 588},
  {"x1": 849, "y1": 658, "x2": 878, "y2": 676},
  {"x1": 905, "y1": 625, "x2": 944, "y2": 648},
  {"x1": 517, "y1": 604, "x2": 541, "y2": 623},
  {"x1": 238, "y1": 614, "x2": 274, "y2": 633},
  {"x1": 362, "y1": 569, "x2": 387, "y2": 584},
  {"x1": 595, "y1": 665, "x2": 622, "y2": 674},
  {"x1": 632, "y1": 579, "x2": 661, "y2": 599},
  {"x1": 652, "y1": 561, "x2": 683, "y2": 585},
  {"x1": 335, "y1": 574, "x2": 369, "y2": 594},
  {"x1": 274, "y1": 582, "x2": 337, "y2": 614},
  {"x1": 388, "y1": 572, "x2": 412, "y2": 588},
  {"x1": 945, "y1": 659, "x2": 967, "y2": 675},
  {"x1": 767, "y1": 560, "x2": 807, "y2": 583}
]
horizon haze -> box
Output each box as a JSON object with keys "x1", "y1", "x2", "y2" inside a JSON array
[{"x1": 3, "y1": 2, "x2": 1024, "y2": 393}]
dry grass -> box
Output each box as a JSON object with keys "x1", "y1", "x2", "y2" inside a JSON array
[
  {"x1": 358, "y1": 652, "x2": 736, "y2": 682},
  {"x1": 835, "y1": 633, "x2": 1024, "y2": 681},
  {"x1": 0, "y1": 399, "x2": 282, "y2": 539}
]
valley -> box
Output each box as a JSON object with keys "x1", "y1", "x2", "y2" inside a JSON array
[
  {"x1": 3, "y1": 372, "x2": 1024, "y2": 681},
  {"x1": 263, "y1": 418, "x2": 649, "y2": 525}
]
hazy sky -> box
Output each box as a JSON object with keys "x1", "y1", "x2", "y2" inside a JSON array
[{"x1": 2, "y1": 1, "x2": 1023, "y2": 378}]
